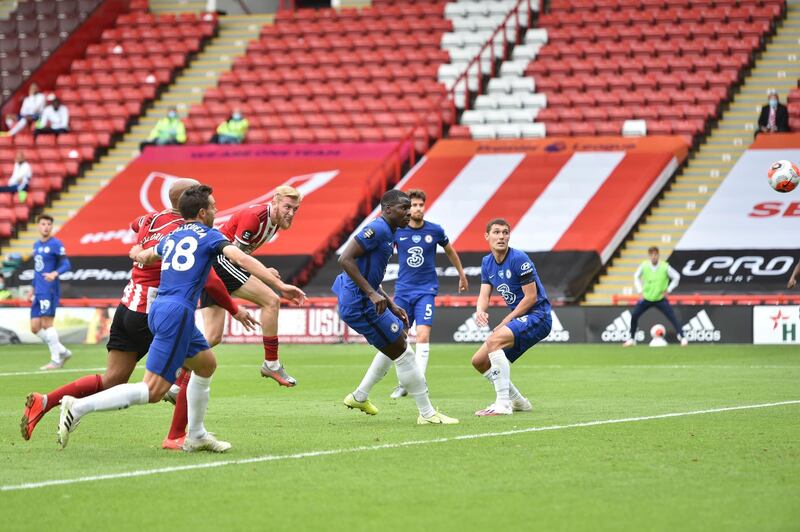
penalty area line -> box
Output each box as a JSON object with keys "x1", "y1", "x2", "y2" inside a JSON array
[{"x1": 2, "y1": 399, "x2": 799, "y2": 492}]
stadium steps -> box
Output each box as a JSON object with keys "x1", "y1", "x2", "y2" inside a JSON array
[
  {"x1": 584, "y1": 0, "x2": 800, "y2": 305},
  {"x1": 0, "y1": 14, "x2": 272, "y2": 258}
]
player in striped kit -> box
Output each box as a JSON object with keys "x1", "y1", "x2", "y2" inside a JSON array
[
  {"x1": 198, "y1": 185, "x2": 303, "y2": 386},
  {"x1": 20, "y1": 179, "x2": 255, "y2": 442}
]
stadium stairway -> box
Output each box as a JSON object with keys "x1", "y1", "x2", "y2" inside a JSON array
[
  {"x1": 148, "y1": 0, "x2": 206, "y2": 14},
  {"x1": 0, "y1": 13, "x2": 271, "y2": 257},
  {"x1": 585, "y1": 0, "x2": 800, "y2": 305}
]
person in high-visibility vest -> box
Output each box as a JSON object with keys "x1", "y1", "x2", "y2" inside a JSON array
[
  {"x1": 624, "y1": 246, "x2": 687, "y2": 347},
  {"x1": 213, "y1": 109, "x2": 248, "y2": 144},
  {"x1": 140, "y1": 107, "x2": 186, "y2": 151}
]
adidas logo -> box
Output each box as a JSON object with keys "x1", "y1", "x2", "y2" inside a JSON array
[
  {"x1": 601, "y1": 310, "x2": 645, "y2": 343},
  {"x1": 452, "y1": 315, "x2": 491, "y2": 343},
  {"x1": 681, "y1": 310, "x2": 721, "y2": 342},
  {"x1": 543, "y1": 311, "x2": 569, "y2": 342}
]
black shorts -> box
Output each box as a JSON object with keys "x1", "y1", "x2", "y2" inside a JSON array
[
  {"x1": 106, "y1": 303, "x2": 154, "y2": 361},
  {"x1": 199, "y1": 254, "x2": 250, "y2": 308}
]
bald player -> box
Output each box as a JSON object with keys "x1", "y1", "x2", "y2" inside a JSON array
[{"x1": 20, "y1": 179, "x2": 256, "y2": 441}]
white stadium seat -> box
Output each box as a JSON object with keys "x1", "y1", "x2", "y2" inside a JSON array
[
  {"x1": 520, "y1": 123, "x2": 546, "y2": 138},
  {"x1": 525, "y1": 28, "x2": 548, "y2": 45},
  {"x1": 495, "y1": 124, "x2": 522, "y2": 139},
  {"x1": 622, "y1": 119, "x2": 647, "y2": 137},
  {"x1": 460, "y1": 110, "x2": 484, "y2": 125},
  {"x1": 470, "y1": 124, "x2": 497, "y2": 139}
]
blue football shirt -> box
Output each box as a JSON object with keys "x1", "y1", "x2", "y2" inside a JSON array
[
  {"x1": 154, "y1": 222, "x2": 230, "y2": 309},
  {"x1": 481, "y1": 248, "x2": 550, "y2": 313},
  {"x1": 333, "y1": 216, "x2": 396, "y2": 307},
  {"x1": 32, "y1": 237, "x2": 70, "y2": 295},
  {"x1": 394, "y1": 221, "x2": 449, "y2": 296}
]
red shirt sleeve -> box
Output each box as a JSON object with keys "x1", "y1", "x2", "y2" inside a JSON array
[
  {"x1": 233, "y1": 210, "x2": 261, "y2": 247},
  {"x1": 203, "y1": 268, "x2": 238, "y2": 315}
]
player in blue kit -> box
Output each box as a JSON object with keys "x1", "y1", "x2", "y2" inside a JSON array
[
  {"x1": 57, "y1": 185, "x2": 306, "y2": 451},
  {"x1": 389, "y1": 189, "x2": 468, "y2": 399},
  {"x1": 333, "y1": 189, "x2": 458, "y2": 424},
  {"x1": 30, "y1": 214, "x2": 72, "y2": 370},
  {"x1": 471, "y1": 218, "x2": 551, "y2": 416}
]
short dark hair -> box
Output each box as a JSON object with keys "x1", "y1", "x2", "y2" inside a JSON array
[
  {"x1": 37, "y1": 214, "x2": 54, "y2": 223},
  {"x1": 485, "y1": 218, "x2": 510, "y2": 233},
  {"x1": 380, "y1": 189, "x2": 409, "y2": 209},
  {"x1": 179, "y1": 185, "x2": 213, "y2": 219},
  {"x1": 408, "y1": 189, "x2": 426, "y2": 202},
  {"x1": 648, "y1": 246, "x2": 659, "y2": 254}
]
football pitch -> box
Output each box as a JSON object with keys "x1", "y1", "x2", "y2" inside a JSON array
[{"x1": 0, "y1": 343, "x2": 798, "y2": 531}]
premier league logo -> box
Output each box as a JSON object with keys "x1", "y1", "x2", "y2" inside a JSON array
[{"x1": 412, "y1": 235, "x2": 421, "y2": 243}]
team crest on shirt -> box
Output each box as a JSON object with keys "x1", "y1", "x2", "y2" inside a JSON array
[
  {"x1": 390, "y1": 323, "x2": 400, "y2": 333},
  {"x1": 424, "y1": 235, "x2": 433, "y2": 243},
  {"x1": 363, "y1": 227, "x2": 374, "y2": 239},
  {"x1": 499, "y1": 270, "x2": 505, "y2": 279},
  {"x1": 44, "y1": 247, "x2": 50, "y2": 253},
  {"x1": 412, "y1": 235, "x2": 421, "y2": 243},
  {"x1": 506, "y1": 269, "x2": 512, "y2": 278}
]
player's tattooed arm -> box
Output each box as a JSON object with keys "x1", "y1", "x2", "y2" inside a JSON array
[
  {"x1": 443, "y1": 243, "x2": 469, "y2": 293},
  {"x1": 338, "y1": 239, "x2": 388, "y2": 315},
  {"x1": 129, "y1": 244, "x2": 158, "y2": 265},
  {"x1": 475, "y1": 283, "x2": 493, "y2": 327},
  {"x1": 222, "y1": 245, "x2": 306, "y2": 305}
]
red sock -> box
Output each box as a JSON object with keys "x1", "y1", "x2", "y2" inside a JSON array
[
  {"x1": 263, "y1": 335, "x2": 279, "y2": 362},
  {"x1": 44, "y1": 374, "x2": 103, "y2": 413},
  {"x1": 167, "y1": 371, "x2": 191, "y2": 440}
]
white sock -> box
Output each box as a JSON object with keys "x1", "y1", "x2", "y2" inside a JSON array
[
  {"x1": 415, "y1": 342, "x2": 430, "y2": 376},
  {"x1": 187, "y1": 373, "x2": 212, "y2": 439},
  {"x1": 264, "y1": 360, "x2": 280, "y2": 371},
  {"x1": 354, "y1": 352, "x2": 393, "y2": 402},
  {"x1": 395, "y1": 348, "x2": 435, "y2": 418},
  {"x1": 71, "y1": 382, "x2": 149, "y2": 419},
  {"x1": 488, "y1": 350, "x2": 511, "y2": 403},
  {"x1": 508, "y1": 381, "x2": 524, "y2": 402},
  {"x1": 45, "y1": 327, "x2": 66, "y2": 355},
  {"x1": 36, "y1": 329, "x2": 59, "y2": 361}
]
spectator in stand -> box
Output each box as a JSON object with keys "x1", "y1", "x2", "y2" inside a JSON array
[
  {"x1": 34, "y1": 95, "x2": 70, "y2": 138},
  {"x1": 788, "y1": 260, "x2": 799, "y2": 289},
  {"x1": 4, "y1": 83, "x2": 46, "y2": 137},
  {"x1": 140, "y1": 107, "x2": 186, "y2": 151},
  {"x1": 212, "y1": 108, "x2": 248, "y2": 144},
  {"x1": 0, "y1": 151, "x2": 31, "y2": 203},
  {"x1": 758, "y1": 92, "x2": 790, "y2": 134}
]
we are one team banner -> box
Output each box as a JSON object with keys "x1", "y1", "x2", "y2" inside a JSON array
[
  {"x1": 672, "y1": 133, "x2": 800, "y2": 293},
  {"x1": 14, "y1": 143, "x2": 404, "y2": 297}
]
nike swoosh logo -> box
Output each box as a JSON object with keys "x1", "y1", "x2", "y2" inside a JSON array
[
  {"x1": 399, "y1": 237, "x2": 408, "y2": 240},
  {"x1": 489, "y1": 275, "x2": 495, "y2": 278}
]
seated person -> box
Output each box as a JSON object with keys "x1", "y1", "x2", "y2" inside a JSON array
[
  {"x1": 212, "y1": 109, "x2": 248, "y2": 144},
  {"x1": 5, "y1": 83, "x2": 45, "y2": 136},
  {"x1": 758, "y1": 93, "x2": 790, "y2": 134},
  {"x1": 140, "y1": 107, "x2": 186, "y2": 151},
  {"x1": 0, "y1": 151, "x2": 31, "y2": 203},
  {"x1": 34, "y1": 95, "x2": 70, "y2": 138}
]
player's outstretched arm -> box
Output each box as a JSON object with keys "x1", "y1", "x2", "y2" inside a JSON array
[
  {"x1": 338, "y1": 238, "x2": 388, "y2": 314},
  {"x1": 222, "y1": 245, "x2": 306, "y2": 305},
  {"x1": 443, "y1": 243, "x2": 469, "y2": 293},
  {"x1": 475, "y1": 283, "x2": 492, "y2": 327},
  {"x1": 788, "y1": 259, "x2": 800, "y2": 289}
]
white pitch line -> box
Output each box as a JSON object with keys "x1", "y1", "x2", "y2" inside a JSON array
[
  {"x1": 2, "y1": 400, "x2": 798, "y2": 493},
  {"x1": 0, "y1": 367, "x2": 108, "y2": 378}
]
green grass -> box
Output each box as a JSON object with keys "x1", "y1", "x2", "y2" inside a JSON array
[{"x1": 0, "y1": 343, "x2": 798, "y2": 532}]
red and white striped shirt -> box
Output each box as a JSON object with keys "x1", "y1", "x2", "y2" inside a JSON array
[
  {"x1": 220, "y1": 203, "x2": 278, "y2": 254},
  {"x1": 120, "y1": 210, "x2": 182, "y2": 313}
]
